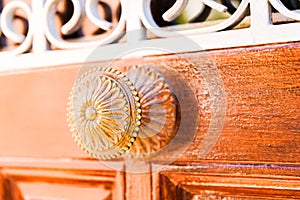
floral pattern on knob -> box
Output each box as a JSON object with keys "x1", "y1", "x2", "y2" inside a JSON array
[
  {"x1": 126, "y1": 65, "x2": 178, "y2": 158},
  {"x1": 67, "y1": 67, "x2": 141, "y2": 160}
]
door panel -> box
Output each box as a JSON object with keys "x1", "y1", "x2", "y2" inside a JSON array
[
  {"x1": 155, "y1": 162, "x2": 300, "y2": 199},
  {"x1": 0, "y1": 159, "x2": 124, "y2": 200},
  {"x1": 0, "y1": 42, "x2": 299, "y2": 199}
]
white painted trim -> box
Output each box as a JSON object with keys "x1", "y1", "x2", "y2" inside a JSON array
[
  {"x1": 0, "y1": 22, "x2": 300, "y2": 74},
  {"x1": 0, "y1": 0, "x2": 300, "y2": 73}
]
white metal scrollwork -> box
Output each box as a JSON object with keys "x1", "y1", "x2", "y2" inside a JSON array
[
  {"x1": 43, "y1": 0, "x2": 125, "y2": 49},
  {"x1": 0, "y1": 1, "x2": 32, "y2": 55},
  {"x1": 140, "y1": 0, "x2": 250, "y2": 37},
  {"x1": 0, "y1": 0, "x2": 299, "y2": 59},
  {"x1": 270, "y1": 0, "x2": 300, "y2": 20}
]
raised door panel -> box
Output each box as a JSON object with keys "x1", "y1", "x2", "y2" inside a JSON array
[
  {"x1": 0, "y1": 159, "x2": 124, "y2": 200},
  {"x1": 154, "y1": 162, "x2": 300, "y2": 200}
]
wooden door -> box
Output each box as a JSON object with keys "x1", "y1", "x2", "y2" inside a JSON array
[{"x1": 0, "y1": 42, "x2": 299, "y2": 199}]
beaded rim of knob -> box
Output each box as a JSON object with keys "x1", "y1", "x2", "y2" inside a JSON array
[{"x1": 67, "y1": 67, "x2": 141, "y2": 160}]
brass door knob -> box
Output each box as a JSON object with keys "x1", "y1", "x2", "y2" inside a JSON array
[{"x1": 67, "y1": 65, "x2": 180, "y2": 160}]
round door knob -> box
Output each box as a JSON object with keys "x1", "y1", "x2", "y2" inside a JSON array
[
  {"x1": 67, "y1": 65, "x2": 179, "y2": 160},
  {"x1": 67, "y1": 67, "x2": 142, "y2": 160}
]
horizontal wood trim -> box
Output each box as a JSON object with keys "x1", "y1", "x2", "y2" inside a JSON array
[{"x1": 0, "y1": 42, "x2": 298, "y2": 164}]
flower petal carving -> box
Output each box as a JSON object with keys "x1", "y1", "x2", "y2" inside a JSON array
[
  {"x1": 126, "y1": 65, "x2": 178, "y2": 158},
  {"x1": 67, "y1": 67, "x2": 141, "y2": 160}
]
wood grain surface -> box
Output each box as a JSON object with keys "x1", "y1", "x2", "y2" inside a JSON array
[
  {"x1": 0, "y1": 43, "x2": 298, "y2": 163},
  {"x1": 0, "y1": 42, "x2": 299, "y2": 199},
  {"x1": 144, "y1": 42, "x2": 300, "y2": 164}
]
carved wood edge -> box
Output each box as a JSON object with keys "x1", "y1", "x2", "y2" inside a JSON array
[
  {"x1": 0, "y1": 174, "x2": 23, "y2": 200},
  {"x1": 0, "y1": 159, "x2": 125, "y2": 200},
  {"x1": 158, "y1": 172, "x2": 300, "y2": 199},
  {"x1": 152, "y1": 163, "x2": 300, "y2": 199}
]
